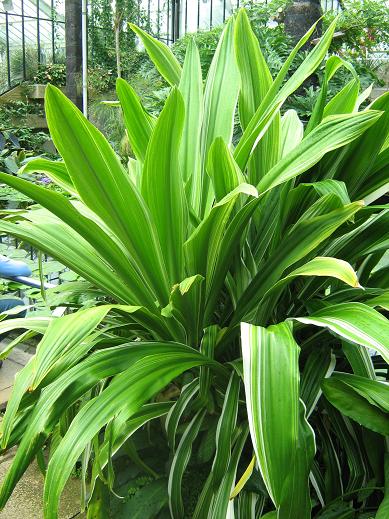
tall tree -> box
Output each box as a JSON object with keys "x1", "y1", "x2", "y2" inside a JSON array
[
  {"x1": 285, "y1": 0, "x2": 323, "y2": 45},
  {"x1": 65, "y1": 0, "x2": 83, "y2": 109}
]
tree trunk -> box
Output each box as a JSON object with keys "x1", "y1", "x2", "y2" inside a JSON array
[
  {"x1": 65, "y1": 0, "x2": 83, "y2": 109},
  {"x1": 284, "y1": 0, "x2": 323, "y2": 47},
  {"x1": 115, "y1": 20, "x2": 122, "y2": 78}
]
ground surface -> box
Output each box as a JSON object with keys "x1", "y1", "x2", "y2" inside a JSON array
[{"x1": 0, "y1": 346, "x2": 85, "y2": 518}]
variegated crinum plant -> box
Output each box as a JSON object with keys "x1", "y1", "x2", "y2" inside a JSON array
[{"x1": 0, "y1": 9, "x2": 389, "y2": 519}]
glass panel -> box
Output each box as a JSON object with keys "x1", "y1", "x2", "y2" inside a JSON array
[
  {"x1": 8, "y1": 14, "x2": 25, "y2": 84},
  {"x1": 22, "y1": 15, "x2": 38, "y2": 80},
  {"x1": 39, "y1": 18, "x2": 52, "y2": 62},
  {"x1": 198, "y1": 0, "x2": 211, "y2": 31},
  {"x1": 0, "y1": 12, "x2": 10, "y2": 92}
]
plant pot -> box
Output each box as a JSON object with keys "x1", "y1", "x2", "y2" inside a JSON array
[{"x1": 28, "y1": 84, "x2": 47, "y2": 99}]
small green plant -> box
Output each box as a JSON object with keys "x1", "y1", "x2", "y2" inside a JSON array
[
  {"x1": 87, "y1": 65, "x2": 114, "y2": 95},
  {"x1": 0, "y1": 10, "x2": 388, "y2": 519},
  {"x1": 33, "y1": 63, "x2": 66, "y2": 87}
]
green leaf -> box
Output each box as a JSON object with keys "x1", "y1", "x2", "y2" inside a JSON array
[
  {"x1": 301, "y1": 347, "x2": 335, "y2": 417},
  {"x1": 235, "y1": 8, "x2": 280, "y2": 182},
  {"x1": 185, "y1": 183, "x2": 258, "y2": 280},
  {"x1": 211, "y1": 372, "x2": 240, "y2": 486},
  {"x1": 90, "y1": 403, "x2": 173, "y2": 497},
  {"x1": 142, "y1": 87, "x2": 187, "y2": 284},
  {"x1": 210, "y1": 427, "x2": 248, "y2": 518},
  {"x1": 234, "y1": 18, "x2": 337, "y2": 171},
  {"x1": 241, "y1": 322, "x2": 312, "y2": 514},
  {"x1": 322, "y1": 376, "x2": 389, "y2": 435},
  {"x1": 168, "y1": 410, "x2": 205, "y2": 519},
  {"x1": 116, "y1": 78, "x2": 155, "y2": 163},
  {"x1": 234, "y1": 201, "x2": 363, "y2": 323},
  {"x1": 280, "y1": 110, "x2": 303, "y2": 158},
  {"x1": 337, "y1": 92, "x2": 389, "y2": 198},
  {"x1": 45, "y1": 84, "x2": 170, "y2": 306},
  {"x1": 294, "y1": 302, "x2": 389, "y2": 363},
  {"x1": 165, "y1": 378, "x2": 199, "y2": 452},
  {"x1": 258, "y1": 110, "x2": 382, "y2": 194},
  {"x1": 207, "y1": 137, "x2": 245, "y2": 202},
  {"x1": 0, "y1": 172, "x2": 156, "y2": 307},
  {"x1": 323, "y1": 79, "x2": 360, "y2": 118},
  {"x1": 42, "y1": 347, "x2": 218, "y2": 519},
  {"x1": 117, "y1": 478, "x2": 168, "y2": 519},
  {"x1": 178, "y1": 38, "x2": 203, "y2": 213},
  {"x1": 199, "y1": 16, "x2": 240, "y2": 217},
  {"x1": 162, "y1": 275, "x2": 205, "y2": 347},
  {"x1": 329, "y1": 372, "x2": 389, "y2": 412},
  {"x1": 19, "y1": 158, "x2": 76, "y2": 195},
  {"x1": 307, "y1": 55, "x2": 357, "y2": 133},
  {"x1": 0, "y1": 215, "x2": 134, "y2": 304},
  {"x1": 257, "y1": 256, "x2": 360, "y2": 323},
  {"x1": 129, "y1": 24, "x2": 182, "y2": 86}
]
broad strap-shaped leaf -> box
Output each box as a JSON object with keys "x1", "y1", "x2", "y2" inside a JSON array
[
  {"x1": 0, "y1": 172, "x2": 157, "y2": 307},
  {"x1": 258, "y1": 110, "x2": 382, "y2": 194},
  {"x1": 204, "y1": 196, "x2": 261, "y2": 323},
  {"x1": 280, "y1": 110, "x2": 303, "y2": 158},
  {"x1": 279, "y1": 400, "x2": 316, "y2": 519},
  {"x1": 185, "y1": 183, "x2": 258, "y2": 278},
  {"x1": 235, "y1": 8, "x2": 280, "y2": 182},
  {"x1": 257, "y1": 256, "x2": 360, "y2": 323},
  {"x1": 211, "y1": 372, "x2": 240, "y2": 486},
  {"x1": 0, "y1": 316, "x2": 50, "y2": 339},
  {"x1": 207, "y1": 137, "x2": 245, "y2": 201},
  {"x1": 322, "y1": 374, "x2": 389, "y2": 435},
  {"x1": 116, "y1": 78, "x2": 155, "y2": 163},
  {"x1": 168, "y1": 409, "x2": 206, "y2": 519},
  {"x1": 306, "y1": 55, "x2": 357, "y2": 133},
  {"x1": 241, "y1": 322, "x2": 314, "y2": 516},
  {"x1": 338, "y1": 92, "x2": 389, "y2": 198},
  {"x1": 89, "y1": 402, "x2": 173, "y2": 497},
  {"x1": 142, "y1": 87, "x2": 187, "y2": 284},
  {"x1": 0, "y1": 343, "x2": 180, "y2": 505},
  {"x1": 234, "y1": 19, "x2": 337, "y2": 171},
  {"x1": 199, "y1": 16, "x2": 240, "y2": 217},
  {"x1": 323, "y1": 78, "x2": 360, "y2": 118},
  {"x1": 294, "y1": 302, "x2": 389, "y2": 363},
  {"x1": 30, "y1": 305, "x2": 170, "y2": 390},
  {"x1": 43, "y1": 347, "x2": 217, "y2": 519},
  {"x1": 342, "y1": 340, "x2": 376, "y2": 380},
  {"x1": 301, "y1": 347, "x2": 336, "y2": 417},
  {"x1": 129, "y1": 23, "x2": 182, "y2": 86},
  {"x1": 165, "y1": 378, "x2": 199, "y2": 451},
  {"x1": 0, "y1": 216, "x2": 133, "y2": 304},
  {"x1": 328, "y1": 372, "x2": 389, "y2": 412},
  {"x1": 45, "y1": 85, "x2": 170, "y2": 306},
  {"x1": 210, "y1": 427, "x2": 249, "y2": 519},
  {"x1": 179, "y1": 38, "x2": 203, "y2": 213},
  {"x1": 233, "y1": 201, "x2": 363, "y2": 323},
  {"x1": 162, "y1": 275, "x2": 205, "y2": 347},
  {"x1": 283, "y1": 179, "x2": 351, "y2": 228},
  {"x1": 19, "y1": 158, "x2": 76, "y2": 195}
]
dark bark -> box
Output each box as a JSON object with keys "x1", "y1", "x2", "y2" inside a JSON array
[
  {"x1": 65, "y1": 0, "x2": 83, "y2": 109},
  {"x1": 284, "y1": 0, "x2": 323, "y2": 47}
]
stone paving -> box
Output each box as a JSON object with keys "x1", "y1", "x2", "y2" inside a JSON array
[
  {"x1": 0, "y1": 447, "x2": 84, "y2": 519},
  {"x1": 0, "y1": 346, "x2": 34, "y2": 410},
  {"x1": 0, "y1": 346, "x2": 85, "y2": 518}
]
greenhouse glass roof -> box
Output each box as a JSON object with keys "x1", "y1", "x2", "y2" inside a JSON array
[{"x1": 0, "y1": 0, "x2": 65, "y2": 92}]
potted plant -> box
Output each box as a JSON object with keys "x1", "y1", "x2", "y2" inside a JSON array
[{"x1": 28, "y1": 63, "x2": 66, "y2": 100}]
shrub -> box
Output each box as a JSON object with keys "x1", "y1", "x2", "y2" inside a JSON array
[
  {"x1": 0, "y1": 10, "x2": 388, "y2": 519},
  {"x1": 33, "y1": 63, "x2": 66, "y2": 87}
]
